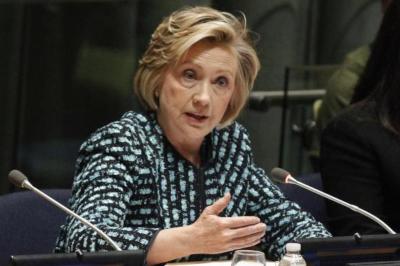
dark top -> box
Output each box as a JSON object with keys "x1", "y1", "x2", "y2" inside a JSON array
[
  {"x1": 55, "y1": 111, "x2": 330, "y2": 261},
  {"x1": 320, "y1": 102, "x2": 400, "y2": 236}
]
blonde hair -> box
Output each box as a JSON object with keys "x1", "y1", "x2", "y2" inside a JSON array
[{"x1": 134, "y1": 6, "x2": 260, "y2": 126}]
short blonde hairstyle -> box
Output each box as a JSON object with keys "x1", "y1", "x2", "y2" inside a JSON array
[{"x1": 134, "y1": 6, "x2": 260, "y2": 126}]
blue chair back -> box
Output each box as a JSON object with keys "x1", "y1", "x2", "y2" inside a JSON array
[
  {"x1": 0, "y1": 189, "x2": 71, "y2": 266},
  {"x1": 277, "y1": 173, "x2": 327, "y2": 223}
]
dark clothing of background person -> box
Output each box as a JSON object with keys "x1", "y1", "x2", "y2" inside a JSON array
[{"x1": 320, "y1": 102, "x2": 400, "y2": 236}]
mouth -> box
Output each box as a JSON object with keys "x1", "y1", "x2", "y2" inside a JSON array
[{"x1": 185, "y1": 112, "x2": 208, "y2": 122}]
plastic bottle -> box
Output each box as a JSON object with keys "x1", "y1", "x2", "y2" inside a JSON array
[{"x1": 278, "y1": 243, "x2": 306, "y2": 266}]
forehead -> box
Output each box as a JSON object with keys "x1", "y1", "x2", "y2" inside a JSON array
[{"x1": 178, "y1": 41, "x2": 238, "y2": 73}]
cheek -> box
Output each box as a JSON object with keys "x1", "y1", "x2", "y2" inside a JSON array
[
  {"x1": 215, "y1": 94, "x2": 234, "y2": 116},
  {"x1": 160, "y1": 86, "x2": 190, "y2": 113},
  {"x1": 162, "y1": 76, "x2": 186, "y2": 99},
  {"x1": 168, "y1": 85, "x2": 180, "y2": 98},
  {"x1": 223, "y1": 91, "x2": 235, "y2": 108},
  {"x1": 160, "y1": 84, "x2": 177, "y2": 106}
]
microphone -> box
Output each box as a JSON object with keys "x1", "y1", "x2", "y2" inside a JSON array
[
  {"x1": 271, "y1": 167, "x2": 396, "y2": 235},
  {"x1": 8, "y1": 169, "x2": 122, "y2": 251}
]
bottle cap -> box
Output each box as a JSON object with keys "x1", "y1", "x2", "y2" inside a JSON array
[{"x1": 286, "y1": 243, "x2": 301, "y2": 252}]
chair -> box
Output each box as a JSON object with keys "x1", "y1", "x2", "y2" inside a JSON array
[
  {"x1": 0, "y1": 189, "x2": 71, "y2": 266},
  {"x1": 277, "y1": 173, "x2": 327, "y2": 224}
]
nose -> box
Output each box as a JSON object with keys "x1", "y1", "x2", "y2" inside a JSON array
[{"x1": 193, "y1": 82, "x2": 211, "y2": 107}]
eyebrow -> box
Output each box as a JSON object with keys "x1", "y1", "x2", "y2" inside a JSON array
[{"x1": 179, "y1": 61, "x2": 236, "y2": 79}]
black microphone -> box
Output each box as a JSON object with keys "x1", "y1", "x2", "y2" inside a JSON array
[
  {"x1": 8, "y1": 169, "x2": 122, "y2": 251},
  {"x1": 271, "y1": 167, "x2": 396, "y2": 234}
]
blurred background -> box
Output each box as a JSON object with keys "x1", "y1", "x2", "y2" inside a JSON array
[{"x1": 0, "y1": 0, "x2": 382, "y2": 195}]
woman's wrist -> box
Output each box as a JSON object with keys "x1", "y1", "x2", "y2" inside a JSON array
[
  {"x1": 146, "y1": 225, "x2": 197, "y2": 265},
  {"x1": 177, "y1": 224, "x2": 199, "y2": 255}
]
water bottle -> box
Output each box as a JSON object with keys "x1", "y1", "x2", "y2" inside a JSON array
[{"x1": 278, "y1": 243, "x2": 306, "y2": 266}]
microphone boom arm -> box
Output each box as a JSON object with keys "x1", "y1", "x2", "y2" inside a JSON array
[
  {"x1": 22, "y1": 180, "x2": 122, "y2": 251},
  {"x1": 287, "y1": 176, "x2": 396, "y2": 235}
]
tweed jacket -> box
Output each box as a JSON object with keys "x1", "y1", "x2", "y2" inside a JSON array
[{"x1": 55, "y1": 111, "x2": 330, "y2": 260}]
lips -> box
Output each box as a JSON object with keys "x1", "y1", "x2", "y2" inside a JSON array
[{"x1": 185, "y1": 112, "x2": 208, "y2": 122}]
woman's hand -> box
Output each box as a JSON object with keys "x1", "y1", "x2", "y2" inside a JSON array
[
  {"x1": 188, "y1": 193, "x2": 267, "y2": 254},
  {"x1": 146, "y1": 193, "x2": 266, "y2": 265}
]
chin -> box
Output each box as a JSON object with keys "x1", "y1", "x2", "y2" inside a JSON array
[{"x1": 185, "y1": 127, "x2": 211, "y2": 139}]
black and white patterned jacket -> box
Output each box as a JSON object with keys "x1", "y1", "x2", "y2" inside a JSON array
[{"x1": 55, "y1": 111, "x2": 330, "y2": 260}]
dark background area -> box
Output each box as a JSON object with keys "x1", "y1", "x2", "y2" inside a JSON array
[{"x1": 0, "y1": 0, "x2": 381, "y2": 194}]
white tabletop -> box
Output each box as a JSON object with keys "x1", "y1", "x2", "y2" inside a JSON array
[{"x1": 167, "y1": 260, "x2": 278, "y2": 266}]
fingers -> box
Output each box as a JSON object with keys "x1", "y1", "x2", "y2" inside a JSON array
[
  {"x1": 203, "y1": 193, "x2": 231, "y2": 215},
  {"x1": 194, "y1": 194, "x2": 268, "y2": 254},
  {"x1": 219, "y1": 229, "x2": 265, "y2": 253},
  {"x1": 229, "y1": 236, "x2": 263, "y2": 251},
  {"x1": 229, "y1": 222, "x2": 266, "y2": 239},
  {"x1": 220, "y1": 216, "x2": 261, "y2": 228},
  {"x1": 228, "y1": 228, "x2": 266, "y2": 251}
]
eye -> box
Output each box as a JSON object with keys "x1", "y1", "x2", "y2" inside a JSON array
[
  {"x1": 183, "y1": 69, "x2": 196, "y2": 81},
  {"x1": 215, "y1": 76, "x2": 229, "y2": 88}
]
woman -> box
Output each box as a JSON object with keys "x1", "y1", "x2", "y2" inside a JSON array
[
  {"x1": 55, "y1": 6, "x2": 330, "y2": 264},
  {"x1": 320, "y1": 1, "x2": 400, "y2": 236}
]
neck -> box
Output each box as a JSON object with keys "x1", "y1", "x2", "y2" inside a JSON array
[
  {"x1": 156, "y1": 114, "x2": 203, "y2": 167},
  {"x1": 170, "y1": 137, "x2": 203, "y2": 167}
]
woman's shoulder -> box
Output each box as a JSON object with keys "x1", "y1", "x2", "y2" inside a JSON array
[
  {"x1": 100, "y1": 111, "x2": 154, "y2": 132},
  {"x1": 84, "y1": 111, "x2": 157, "y2": 146}
]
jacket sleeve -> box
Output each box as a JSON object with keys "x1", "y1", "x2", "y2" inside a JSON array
[
  {"x1": 320, "y1": 115, "x2": 386, "y2": 235},
  {"x1": 246, "y1": 164, "x2": 331, "y2": 260},
  {"x1": 55, "y1": 120, "x2": 160, "y2": 254},
  {"x1": 235, "y1": 125, "x2": 331, "y2": 260}
]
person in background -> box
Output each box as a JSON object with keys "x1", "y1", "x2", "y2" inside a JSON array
[
  {"x1": 55, "y1": 6, "x2": 330, "y2": 264},
  {"x1": 320, "y1": 0, "x2": 400, "y2": 236},
  {"x1": 314, "y1": 0, "x2": 392, "y2": 169},
  {"x1": 316, "y1": 46, "x2": 370, "y2": 133},
  {"x1": 316, "y1": 0, "x2": 392, "y2": 135}
]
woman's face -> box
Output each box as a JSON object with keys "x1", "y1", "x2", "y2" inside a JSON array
[{"x1": 157, "y1": 41, "x2": 237, "y2": 146}]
